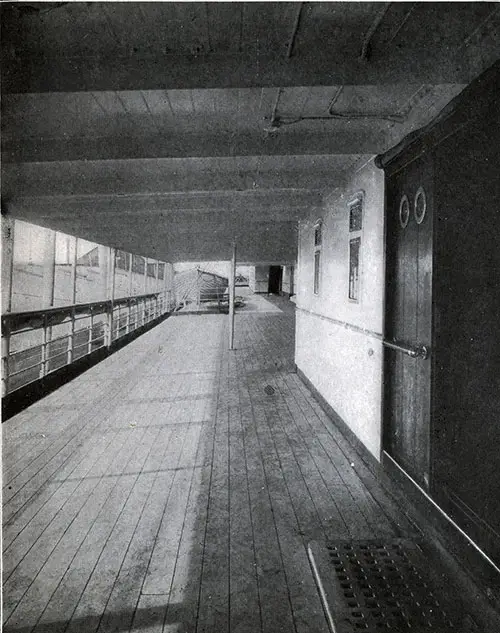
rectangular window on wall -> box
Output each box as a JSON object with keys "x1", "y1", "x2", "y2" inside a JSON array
[
  {"x1": 115, "y1": 250, "x2": 130, "y2": 271},
  {"x1": 54, "y1": 232, "x2": 76, "y2": 307},
  {"x1": 348, "y1": 193, "x2": 363, "y2": 302},
  {"x1": 11, "y1": 220, "x2": 51, "y2": 312},
  {"x1": 76, "y1": 238, "x2": 101, "y2": 304},
  {"x1": 349, "y1": 198, "x2": 363, "y2": 232},
  {"x1": 314, "y1": 222, "x2": 322, "y2": 247},
  {"x1": 313, "y1": 220, "x2": 322, "y2": 295},
  {"x1": 146, "y1": 261, "x2": 157, "y2": 293},
  {"x1": 349, "y1": 237, "x2": 361, "y2": 301},
  {"x1": 132, "y1": 254, "x2": 145, "y2": 275},
  {"x1": 130, "y1": 254, "x2": 145, "y2": 295},
  {"x1": 314, "y1": 251, "x2": 321, "y2": 295}
]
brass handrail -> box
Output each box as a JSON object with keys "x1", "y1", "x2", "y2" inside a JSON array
[{"x1": 383, "y1": 339, "x2": 429, "y2": 360}]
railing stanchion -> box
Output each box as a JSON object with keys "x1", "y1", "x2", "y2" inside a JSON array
[
  {"x1": 229, "y1": 242, "x2": 236, "y2": 350},
  {"x1": 107, "y1": 247, "x2": 116, "y2": 349},
  {"x1": 67, "y1": 308, "x2": 75, "y2": 365},
  {"x1": 88, "y1": 311, "x2": 94, "y2": 355},
  {"x1": 2, "y1": 324, "x2": 11, "y2": 396},
  {"x1": 41, "y1": 315, "x2": 48, "y2": 377}
]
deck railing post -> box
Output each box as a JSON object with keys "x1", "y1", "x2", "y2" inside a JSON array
[
  {"x1": 155, "y1": 262, "x2": 160, "y2": 317},
  {"x1": 42, "y1": 315, "x2": 48, "y2": 377},
  {"x1": 127, "y1": 253, "x2": 133, "y2": 333},
  {"x1": 88, "y1": 310, "x2": 94, "y2": 354},
  {"x1": 43, "y1": 229, "x2": 56, "y2": 355},
  {"x1": 67, "y1": 238, "x2": 78, "y2": 366},
  {"x1": 197, "y1": 269, "x2": 201, "y2": 308},
  {"x1": 229, "y1": 242, "x2": 236, "y2": 350},
  {"x1": 1, "y1": 216, "x2": 15, "y2": 314},
  {"x1": 143, "y1": 258, "x2": 148, "y2": 325},
  {"x1": 107, "y1": 248, "x2": 116, "y2": 347},
  {"x1": 67, "y1": 308, "x2": 75, "y2": 365},
  {"x1": 2, "y1": 323, "x2": 10, "y2": 396}
]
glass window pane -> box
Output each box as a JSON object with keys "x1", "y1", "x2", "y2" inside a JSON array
[
  {"x1": 76, "y1": 238, "x2": 105, "y2": 304},
  {"x1": 54, "y1": 232, "x2": 76, "y2": 307},
  {"x1": 314, "y1": 251, "x2": 320, "y2": 295},
  {"x1": 132, "y1": 254, "x2": 145, "y2": 275},
  {"x1": 314, "y1": 222, "x2": 322, "y2": 247},
  {"x1": 349, "y1": 237, "x2": 361, "y2": 301},
  {"x1": 11, "y1": 220, "x2": 51, "y2": 312}
]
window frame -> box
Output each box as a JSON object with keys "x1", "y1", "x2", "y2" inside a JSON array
[
  {"x1": 347, "y1": 192, "x2": 364, "y2": 303},
  {"x1": 313, "y1": 218, "x2": 323, "y2": 295}
]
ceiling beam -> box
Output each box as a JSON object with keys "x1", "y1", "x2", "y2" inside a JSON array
[
  {"x1": 1, "y1": 126, "x2": 400, "y2": 163},
  {"x1": 6, "y1": 210, "x2": 300, "y2": 265},
  {"x1": 2, "y1": 47, "x2": 480, "y2": 94},
  {"x1": 6, "y1": 196, "x2": 313, "y2": 224},
  {"x1": 2, "y1": 161, "x2": 345, "y2": 198}
]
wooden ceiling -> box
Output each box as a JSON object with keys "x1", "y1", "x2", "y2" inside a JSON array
[{"x1": 2, "y1": 2, "x2": 499, "y2": 263}]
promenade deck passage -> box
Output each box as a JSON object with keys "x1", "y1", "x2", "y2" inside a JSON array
[{"x1": 3, "y1": 294, "x2": 418, "y2": 633}]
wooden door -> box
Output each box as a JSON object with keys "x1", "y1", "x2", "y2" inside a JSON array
[{"x1": 384, "y1": 157, "x2": 433, "y2": 488}]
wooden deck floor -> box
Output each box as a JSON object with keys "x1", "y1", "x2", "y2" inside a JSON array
[{"x1": 3, "y1": 295, "x2": 417, "y2": 633}]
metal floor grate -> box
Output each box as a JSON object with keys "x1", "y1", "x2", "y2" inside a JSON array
[{"x1": 308, "y1": 539, "x2": 474, "y2": 632}]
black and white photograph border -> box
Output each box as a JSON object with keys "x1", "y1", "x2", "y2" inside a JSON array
[{"x1": 2, "y1": 2, "x2": 500, "y2": 632}]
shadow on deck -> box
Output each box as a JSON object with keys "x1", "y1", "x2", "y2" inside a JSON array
[{"x1": 2, "y1": 294, "x2": 497, "y2": 632}]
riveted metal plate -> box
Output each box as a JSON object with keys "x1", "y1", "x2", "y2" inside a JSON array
[{"x1": 308, "y1": 539, "x2": 474, "y2": 632}]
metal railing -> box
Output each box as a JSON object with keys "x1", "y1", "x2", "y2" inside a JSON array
[{"x1": 2, "y1": 290, "x2": 173, "y2": 396}]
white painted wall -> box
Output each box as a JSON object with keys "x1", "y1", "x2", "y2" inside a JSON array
[
  {"x1": 252, "y1": 265, "x2": 270, "y2": 293},
  {"x1": 282, "y1": 265, "x2": 296, "y2": 296},
  {"x1": 295, "y1": 159, "x2": 385, "y2": 459}
]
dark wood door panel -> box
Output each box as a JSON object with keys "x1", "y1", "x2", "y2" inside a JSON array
[{"x1": 384, "y1": 156, "x2": 433, "y2": 487}]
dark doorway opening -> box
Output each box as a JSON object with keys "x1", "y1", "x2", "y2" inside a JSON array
[{"x1": 268, "y1": 266, "x2": 283, "y2": 294}]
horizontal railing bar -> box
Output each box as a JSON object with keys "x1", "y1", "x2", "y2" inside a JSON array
[
  {"x1": 2, "y1": 292, "x2": 164, "y2": 331},
  {"x1": 9, "y1": 346, "x2": 43, "y2": 359},
  {"x1": 9, "y1": 362, "x2": 44, "y2": 376},
  {"x1": 10, "y1": 328, "x2": 102, "y2": 353},
  {"x1": 3, "y1": 289, "x2": 171, "y2": 395},
  {"x1": 382, "y1": 339, "x2": 429, "y2": 359},
  {"x1": 47, "y1": 350, "x2": 72, "y2": 362}
]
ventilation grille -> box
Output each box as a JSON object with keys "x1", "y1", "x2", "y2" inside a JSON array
[{"x1": 309, "y1": 539, "x2": 471, "y2": 632}]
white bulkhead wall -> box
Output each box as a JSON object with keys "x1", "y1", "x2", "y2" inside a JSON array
[
  {"x1": 295, "y1": 159, "x2": 385, "y2": 459},
  {"x1": 252, "y1": 266, "x2": 270, "y2": 293}
]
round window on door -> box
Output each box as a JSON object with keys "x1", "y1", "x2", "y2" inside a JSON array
[
  {"x1": 399, "y1": 194, "x2": 410, "y2": 229},
  {"x1": 414, "y1": 187, "x2": 427, "y2": 224}
]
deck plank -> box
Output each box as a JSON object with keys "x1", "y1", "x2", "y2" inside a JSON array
[
  {"x1": 4, "y1": 297, "x2": 422, "y2": 633},
  {"x1": 227, "y1": 351, "x2": 262, "y2": 633}
]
